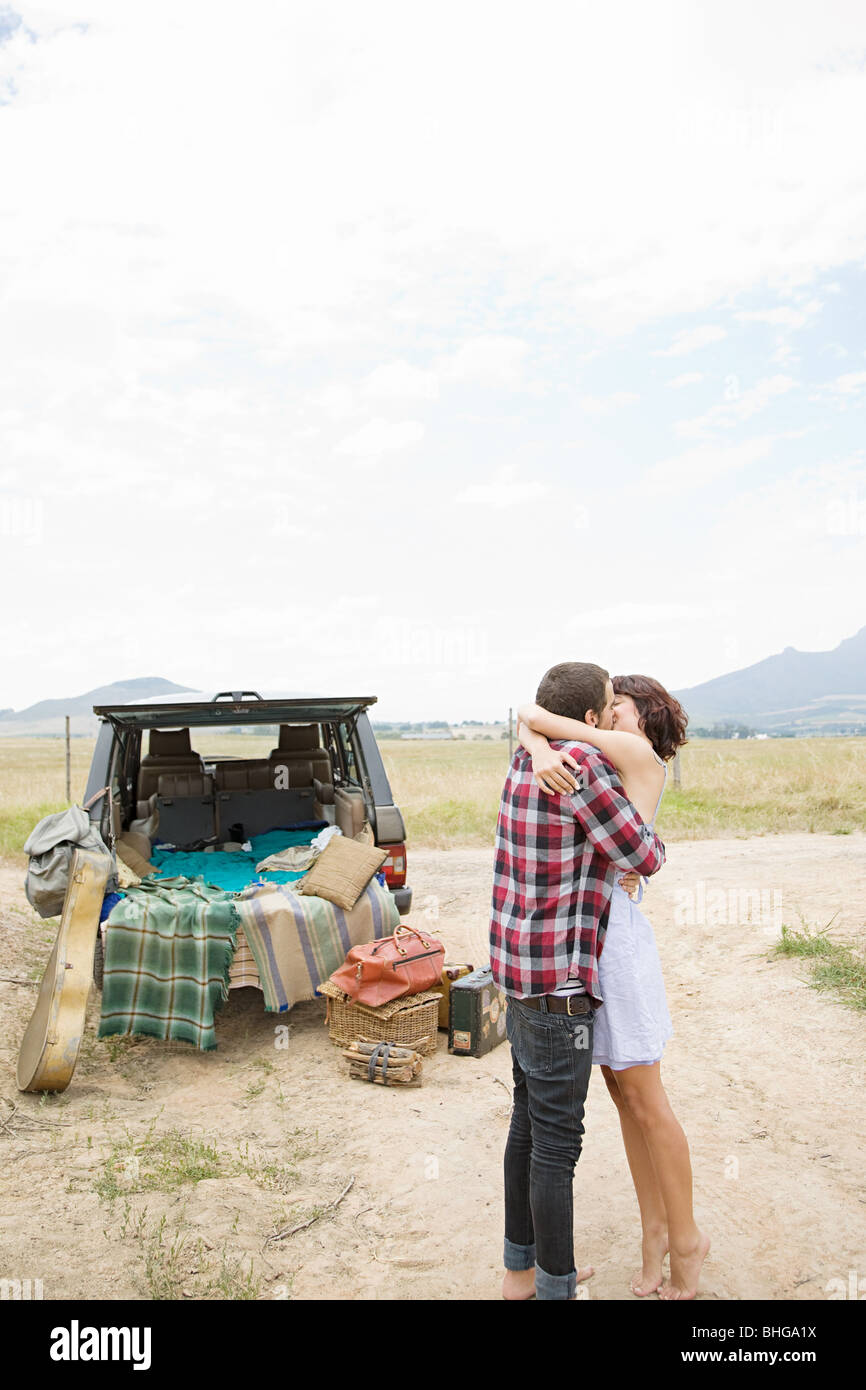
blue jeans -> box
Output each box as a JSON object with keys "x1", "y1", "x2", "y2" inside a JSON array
[{"x1": 503, "y1": 995, "x2": 595, "y2": 1300}]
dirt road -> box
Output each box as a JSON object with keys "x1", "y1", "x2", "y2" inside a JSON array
[{"x1": 1, "y1": 833, "x2": 864, "y2": 1301}]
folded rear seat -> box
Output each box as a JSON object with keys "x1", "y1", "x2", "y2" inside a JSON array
[
  {"x1": 212, "y1": 761, "x2": 317, "y2": 839},
  {"x1": 156, "y1": 772, "x2": 216, "y2": 844}
]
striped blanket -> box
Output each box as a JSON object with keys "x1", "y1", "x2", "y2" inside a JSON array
[
  {"x1": 228, "y1": 927, "x2": 261, "y2": 992},
  {"x1": 233, "y1": 877, "x2": 400, "y2": 1013},
  {"x1": 98, "y1": 876, "x2": 239, "y2": 1050}
]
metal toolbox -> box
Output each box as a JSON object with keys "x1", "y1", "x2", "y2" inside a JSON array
[{"x1": 448, "y1": 965, "x2": 508, "y2": 1057}]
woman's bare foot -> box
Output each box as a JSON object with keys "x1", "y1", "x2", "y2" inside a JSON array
[
  {"x1": 630, "y1": 1226, "x2": 669, "y2": 1297},
  {"x1": 502, "y1": 1265, "x2": 595, "y2": 1300},
  {"x1": 658, "y1": 1231, "x2": 710, "y2": 1301}
]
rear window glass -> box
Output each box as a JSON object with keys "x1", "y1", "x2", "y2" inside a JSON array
[
  {"x1": 141, "y1": 725, "x2": 285, "y2": 762},
  {"x1": 337, "y1": 724, "x2": 360, "y2": 781}
]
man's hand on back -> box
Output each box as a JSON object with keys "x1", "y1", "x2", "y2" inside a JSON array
[{"x1": 569, "y1": 751, "x2": 665, "y2": 878}]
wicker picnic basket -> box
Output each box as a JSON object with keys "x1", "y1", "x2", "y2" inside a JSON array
[{"x1": 318, "y1": 979, "x2": 441, "y2": 1055}]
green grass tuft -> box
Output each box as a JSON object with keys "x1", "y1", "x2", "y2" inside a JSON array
[
  {"x1": 95, "y1": 1128, "x2": 228, "y2": 1202},
  {"x1": 772, "y1": 923, "x2": 866, "y2": 1011},
  {"x1": 811, "y1": 948, "x2": 866, "y2": 1011},
  {"x1": 774, "y1": 924, "x2": 836, "y2": 958}
]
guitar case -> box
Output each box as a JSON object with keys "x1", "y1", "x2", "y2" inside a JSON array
[{"x1": 16, "y1": 847, "x2": 111, "y2": 1094}]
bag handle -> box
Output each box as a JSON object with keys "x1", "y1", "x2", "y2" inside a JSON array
[
  {"x1": 394, "y1": 923, "x2": 441, "y2": 952},
  {"x1": 369, "y1": 924, "x2": 435, "y2": 956}
]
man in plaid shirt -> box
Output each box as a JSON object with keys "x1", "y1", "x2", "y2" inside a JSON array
[{"x1": 490, "y1": 661, "x2": 666, "y2": 1301}]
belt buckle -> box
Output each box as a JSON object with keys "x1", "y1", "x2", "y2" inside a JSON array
[{"x1": 566, "y1": 994, "x2": 581, "y2": 1016}]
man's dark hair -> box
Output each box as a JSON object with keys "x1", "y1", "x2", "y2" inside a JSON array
[{"x1": 535, "y1": 662, "x2": 610, "y2": 723}]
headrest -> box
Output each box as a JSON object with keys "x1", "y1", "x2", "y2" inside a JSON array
[
  {"x1": 148, "y1": 728, "x2": 193, "y2": 757},
  {"x1": 277, "y1": 724, "x2": 319, "y2": 752},
  {"x1": 157, "y1": 773, "x2": 213, "y2": 798}
]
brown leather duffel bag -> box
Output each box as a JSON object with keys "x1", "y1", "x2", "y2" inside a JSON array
[{"x1": 329, "y1": 924, "x2": 445, "y2": 1007}]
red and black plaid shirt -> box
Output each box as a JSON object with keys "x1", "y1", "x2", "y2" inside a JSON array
[{"x1": 489, "y1": 740, "x2": 666, "y2": 1003}]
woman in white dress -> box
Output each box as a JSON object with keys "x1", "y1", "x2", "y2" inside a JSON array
[{"x1": 517, "y1": 675, "x2": 709, "y2": 1302}]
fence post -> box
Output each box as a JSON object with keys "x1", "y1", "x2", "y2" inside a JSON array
[
  {"x1": 673, "y1": 749, "x2": 682, "y2": 789},
  {"x1": 508, "y1": 707, "x2": 513, "y2": 760},
  {"x1": 65, "y1": 715, "x2": 71, "y2": 803}
]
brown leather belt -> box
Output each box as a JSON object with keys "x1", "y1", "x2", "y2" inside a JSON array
[{"x1": 518, "y1": 993, "x2": 593, "y2": 1017}]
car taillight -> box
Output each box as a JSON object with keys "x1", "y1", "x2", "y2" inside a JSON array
[{"x1": 380, "y1": 843, "x2": 407, "y2": 888}]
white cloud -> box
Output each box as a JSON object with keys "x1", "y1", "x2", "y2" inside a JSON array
[
  {"x1": 456, "y1": 465, "x2": 549, "y2": 509},
  {"x1": 441, "y1": 336, "x2": 529, "y2": 387},
  {"x1": 818, "y1": 342, "x2": 849, "y2": 360},
  {"x1": 667, "y1": 372, "x2": 704, "y2": 388},
  {"x1": 735, "y1": 299, "x2": 823, "y2": 373},
  {"x1": 770, "y1": 341, "x2": 799, "y2": 366},
  {"x1": 735, "y1": 301, "x2": 822, "y2": 329},
  {"x1": 362, "y1": 361, "x2": 440, "y2": 403},
  {"x1": 655, "y1": 325, "x2": 727, "y2": 357},
  {"x1": 577, "y1": 391, "x2": 640, "y2": 415},
  {"x1": 675, "y1": 374, "x2": 797, "y2": 439},
  {"x1": 643, "y1": 435, "x2": 777, "y2": 492},
  {"x1": 562, "y1": 602, "x2": 730, "y2": 633},
  {"x1": 334, "y1": 418, "x2": 425, "y2": 460},
  {"x1": 814, "y1": 370, "x2": 866, "y2": 402},
  {"x1": 699, "y1": 454, "x2": 866, "y2": 642}
]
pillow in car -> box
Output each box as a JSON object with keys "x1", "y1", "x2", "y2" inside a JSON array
[{"x1": 297, "y1": 836, "x2": 387, "y2": 910}]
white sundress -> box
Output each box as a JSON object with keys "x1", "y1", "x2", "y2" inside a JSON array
[{"x1": 592, "y1": 753, "x2": 673, "y2": 1071}]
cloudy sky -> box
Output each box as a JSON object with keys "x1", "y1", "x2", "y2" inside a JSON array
[{"x1": 2, "y1": 1, "x2": 865, "y2": 720}]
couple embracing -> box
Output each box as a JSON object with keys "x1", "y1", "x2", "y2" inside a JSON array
[{"x1": 489, "y1": 660, "x2": 710, "y2": 1301}]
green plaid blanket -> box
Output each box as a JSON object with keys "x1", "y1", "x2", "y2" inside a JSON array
[{"x1": 99, "y1": 876, "x2": 239, "y2": 1050}]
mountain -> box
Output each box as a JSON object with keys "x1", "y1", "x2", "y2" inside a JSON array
[
  {"x1": 674, "y1": 627, "x2": 866, "y2": 733},
  {"x1": 0, "y1": 678, "x2": 197, "y2": 736}
]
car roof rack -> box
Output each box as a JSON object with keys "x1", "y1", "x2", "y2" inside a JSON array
[{"x1": 92, "y1": 695, "x2": 377, "y2": 729}]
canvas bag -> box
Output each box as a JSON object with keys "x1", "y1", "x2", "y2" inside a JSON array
[
  {"x1": 23, "y1": 796, "x2": 116, "y2": 918},
  {"x1": 329, "y1": 924, "x2": 445, "y2": 1007}
]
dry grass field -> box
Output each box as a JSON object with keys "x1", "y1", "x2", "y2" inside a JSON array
[
  {"x1": 379, "y1": 735, "x2": 866, "y2": 846},
  {"x1": 2, "y1": 733, "x2": 866, "y2": 860}
]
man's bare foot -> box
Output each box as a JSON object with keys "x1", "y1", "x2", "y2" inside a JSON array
[
  {"x1": 502, "y1": 1265, "x2": 595, "y2": 1300},
  {"x1": 502, "y1": 1268, "x2": 536, "y2": 1300},
  {"x1": 658, "y1": 1231, "x2": 710, "y2": 1301},
  {"x1": 630, "y1": 1226, "x2": 669, "y2": 1297}
]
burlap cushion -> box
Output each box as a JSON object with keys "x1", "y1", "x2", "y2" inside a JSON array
[
  {"x1": 297, "y1": 835, "x2": 387, "y2": 910},
  {"x1": 116, "y1": 839, "x2": 156, "y2": 879},
  {"x1": 117, "y1": 830, "x2": 153, "y2": 861}
]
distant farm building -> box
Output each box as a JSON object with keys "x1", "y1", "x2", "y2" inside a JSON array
[{"x1": 402, "y1": 729, "x2": 455, "y2": 740}]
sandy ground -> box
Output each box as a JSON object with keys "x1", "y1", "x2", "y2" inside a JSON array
[{"x1": 1, "y1": 832, "x2": 865, "y2": 1302}]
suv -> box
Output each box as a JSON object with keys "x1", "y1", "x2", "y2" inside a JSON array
[
  {"x1": 16, "y1": 690, "x2": 411, "y2": 1094},
  {"x1": 85, "y1": 690, "x2": 411, "y2": 913}
]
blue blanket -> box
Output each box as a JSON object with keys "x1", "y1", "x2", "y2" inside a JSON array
[{"x1": 149, "y1": 827, "x2": 323, "y2": 893}]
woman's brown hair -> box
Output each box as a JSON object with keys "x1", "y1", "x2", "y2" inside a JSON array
[{"x1": 612, "y1": 674, "x2": 688, "y2": 762}]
